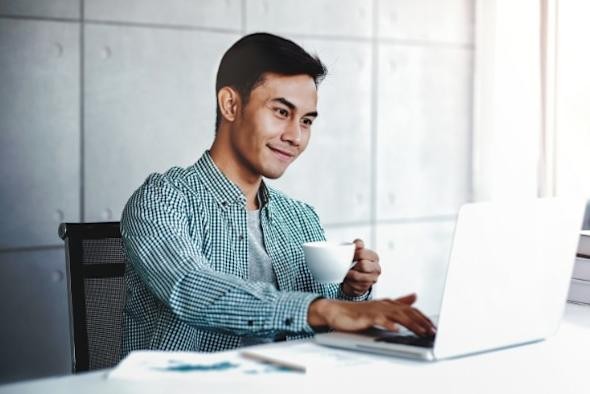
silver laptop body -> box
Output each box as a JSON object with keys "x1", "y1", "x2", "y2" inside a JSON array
[{"x1": 315, "y1": 198, "x2": 584, "y2": 361}]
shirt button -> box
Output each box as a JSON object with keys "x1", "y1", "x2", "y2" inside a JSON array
[
  {"x1": 239, "y1": 235, "x2": 244, "y2": 241},
  {"x1": 221, "y1": 201, "x2": 227, "y2": 207},
  {"x1": 285, "y1": 318, "x2": 293, "y2": 326},
  {"x1": 247, "y1": 320, "x2": 254, "y2": 326}
]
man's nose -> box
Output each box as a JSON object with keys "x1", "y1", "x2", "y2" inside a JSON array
[{"x1": 282, "y1": 119, "x2": 302, "y2": 145}]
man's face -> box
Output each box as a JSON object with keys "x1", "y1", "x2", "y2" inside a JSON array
[{"x1": 229, "y1": 73, "x2": 318, "y2": 180}]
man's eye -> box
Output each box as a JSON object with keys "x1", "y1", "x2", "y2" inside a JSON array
[
  {"x1": 301, "y1": 118, "x2": 313, "y2": 127},
  {"x1": 275, "y1": 108, "x2": 289, "y2": 117}
]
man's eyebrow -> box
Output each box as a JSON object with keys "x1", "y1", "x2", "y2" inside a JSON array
[{"x1": 271, "y1": 97, "x2": 318, "y2": 118}]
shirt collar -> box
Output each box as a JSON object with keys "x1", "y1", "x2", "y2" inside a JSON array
[
  {"x1": 194, "y1": 151, "x2": 246, "y2": 209},
  {"x1": 258, "y1": 181, "x2": 271, "y2": 208},
  {"x1": 194, "y1": 151, "x2": 273, "y2": 212}
]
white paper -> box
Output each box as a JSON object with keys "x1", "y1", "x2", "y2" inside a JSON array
[
  {"x1": 109, "y1": 350, "x2": 305, "y2": 381},
  {"x1": 240, "y1": 340, "x2": 399, "y2": 374}
]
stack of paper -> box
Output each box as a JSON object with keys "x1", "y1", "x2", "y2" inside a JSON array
[
  {"x1": 568, "y1": 231, "x2": 590, "y2": 305},
  {"x1": 109, "y1": 341, "x2": 400, "y2": 382}
]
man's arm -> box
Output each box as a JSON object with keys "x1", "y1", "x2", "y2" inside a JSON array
[
  {"x1": 294, "y1": 206, "x2": 433, "y2": 335},
  {"x1": 122, "y1": 174, "x2": 320, "y2": 337}
]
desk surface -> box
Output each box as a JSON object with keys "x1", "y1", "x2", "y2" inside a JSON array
[{"x1": 2, "y1": 303, "x2": 590, "y2": 394}]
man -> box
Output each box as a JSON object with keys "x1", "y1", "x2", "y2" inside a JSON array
[{"x1": 121, "y1": 32, "x2": 435, "y2": 355}]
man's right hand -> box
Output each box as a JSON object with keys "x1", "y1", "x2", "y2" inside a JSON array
[{"x1": 307, "y1": 293, "x2": 436, "y2": 336}]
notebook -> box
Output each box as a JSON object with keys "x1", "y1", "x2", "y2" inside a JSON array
[{"x1": 315, "y1": 198, "x2": 585, "y2": 361}]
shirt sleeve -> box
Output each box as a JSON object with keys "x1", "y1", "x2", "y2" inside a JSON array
[{"x1": 121, "y1": 173, "x2": 320, "y2": 337}]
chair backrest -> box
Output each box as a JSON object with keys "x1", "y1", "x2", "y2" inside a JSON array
[{"x1": 59, "y1": 222, "x2": 126, "y2": 372}]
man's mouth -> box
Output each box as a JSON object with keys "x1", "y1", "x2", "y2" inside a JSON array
[{"x1": 268, "y1": 145, "x2": 296, "y2": 161}]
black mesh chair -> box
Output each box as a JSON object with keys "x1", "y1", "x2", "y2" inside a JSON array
[{"x1": 59, "y1": 222, "x2": 126, "y2": 372}]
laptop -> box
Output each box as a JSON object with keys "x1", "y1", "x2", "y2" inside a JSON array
[{"x1": 315, "y1": 198, "x2": 585, "y2": 361}]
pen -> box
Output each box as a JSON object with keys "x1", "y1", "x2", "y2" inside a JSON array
[{"x1": 240, "y1": 351, "x2": 306, "y2": 373}]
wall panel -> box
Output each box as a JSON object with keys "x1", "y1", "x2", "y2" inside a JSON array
[
  {"x1": 376, "y1": 44, "x2": 472, "y2": 220},
  {"x1": 84, "y1": 25, "x2": 238, "y2": 221},
  {"x1": 246, "y1": 0, "x2": 372, "y2": 37},
  {"x1": 0, "y1": 19, "x2": 80, "y2": 248},
  {"x1": 377, "y1": 0, "x2": 473, "y2": 44},
  {"x1": 0, "y1": 0, "x2": 79, "y2": 19},
  {"x1": 85, "y1": 0, "x2": 241, "y2": 30}
]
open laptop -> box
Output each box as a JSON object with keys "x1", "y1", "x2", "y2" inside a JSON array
[{"x1": 315, "y1": 198, "x2": 585, "y2": 361}]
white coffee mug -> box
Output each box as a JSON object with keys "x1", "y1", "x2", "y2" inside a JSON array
[{"x1": 303, "y1": 241, "x2": 356, "y2": 283}]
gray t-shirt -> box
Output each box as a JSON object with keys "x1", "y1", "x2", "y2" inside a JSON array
[{"x1": 240, "y1": 209, "x2": 278, "y2": 347}]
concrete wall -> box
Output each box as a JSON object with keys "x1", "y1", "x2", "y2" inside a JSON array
[{"x1": 0, "y1": 0, "x2": 474, "y2": 383}]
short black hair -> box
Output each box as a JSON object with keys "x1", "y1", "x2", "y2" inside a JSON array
[{"x1": 214, "y1": 32, "x2": 327, "y2": 132}]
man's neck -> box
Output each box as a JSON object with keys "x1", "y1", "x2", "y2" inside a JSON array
[{"x1": 209, "y1": 145, "x2": 262, "y2": 210}]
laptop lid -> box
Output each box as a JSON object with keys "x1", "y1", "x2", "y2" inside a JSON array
[
  {"x1": 315, "y1": 198, "x2": 584, "y2": 361},
  {"x1": 432, "y1": 198, "x2": 584, "y2": 359}
]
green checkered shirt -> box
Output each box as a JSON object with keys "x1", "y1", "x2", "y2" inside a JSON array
[{"x1": 120, "y1": 151, "x2": 368, "y2": 355}]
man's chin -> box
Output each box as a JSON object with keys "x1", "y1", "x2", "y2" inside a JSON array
[
  {"x1": 263, "y1": 172, "x2": 286, "y2": 180},
  {"x1": 262, "y1": 166, "x2": 288, "y2": 180}
]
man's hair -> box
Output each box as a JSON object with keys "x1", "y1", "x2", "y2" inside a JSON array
[{"x1": 215, "y1": 32, "x2": 327, "y2": 132}]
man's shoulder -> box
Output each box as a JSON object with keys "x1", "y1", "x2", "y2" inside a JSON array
[
  {"x1": 124, "y1": 164, "x2": 205, "y2": 213},
  {"x1": 122, "y1": 163, "x2": 204, "y2": 220},
  {"x1": 141, "y1": 163, "x2": 201, "y2": 191}
]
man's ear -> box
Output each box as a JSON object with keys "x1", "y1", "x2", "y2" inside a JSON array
[{"x1": 217, "y1": 87, "x2": 241, "y2": 123}]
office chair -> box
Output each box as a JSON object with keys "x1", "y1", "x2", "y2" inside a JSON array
[{"x1": 59, "y1": 222, "x2": 126, "y2": 372}]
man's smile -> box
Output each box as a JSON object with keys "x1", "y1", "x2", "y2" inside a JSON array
[{"x1": 267, "y1": 145, "x2": 296, "y2": 161}]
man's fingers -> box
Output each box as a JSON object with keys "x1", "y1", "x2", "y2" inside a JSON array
[
  {"x1": 324, "y1": 299, "x2": 434, "y2": 335},
  {"x1": 389, "y1": 309, "x2": 433, "y2": 336},
  {"x1": 344, "y1": 281, "x2": 371, "y2": 295},
  {"x1": 393, "y1": 293, "x2": 417, "y2": 305},
  {"x1": 385, "y1": 294, "x2": 435, "y2": 335},
  {"x1": 410, "y1": 307, "x2": 437, "y2": 332},
  {"x1": 354, "y1": 248, "x2": 379, "y2": 263},
  {"x1": 406, "y1": 308, "x2": 436, "y2": 335},
  {"x1": 384, "y1": 310, "x2": 424, "y2": 335},
  {"x1": 344, "y1": 270, "x2": 378, "y2": 285},
  {"x1": 353, "y1": 239, "x2": 365, "y2": 250},
  {"x1": 350, "y1": 259, "x2": 381, "y2": 274},
  {"x1": 375, "y1": 317, "x2": 399, "y2": 332}
]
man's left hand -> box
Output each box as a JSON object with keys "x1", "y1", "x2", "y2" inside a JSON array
[{"x1": 341, "y1": 239, "x2": 381, "y2": 297}]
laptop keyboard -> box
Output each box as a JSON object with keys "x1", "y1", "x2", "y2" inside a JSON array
[{"x1": 374, "y1": 334, "x2": 436, "y2": 348}]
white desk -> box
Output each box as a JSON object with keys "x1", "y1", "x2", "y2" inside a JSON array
[{"x1": 2, "y1": 303, "x2": 590, "y2": 394}]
